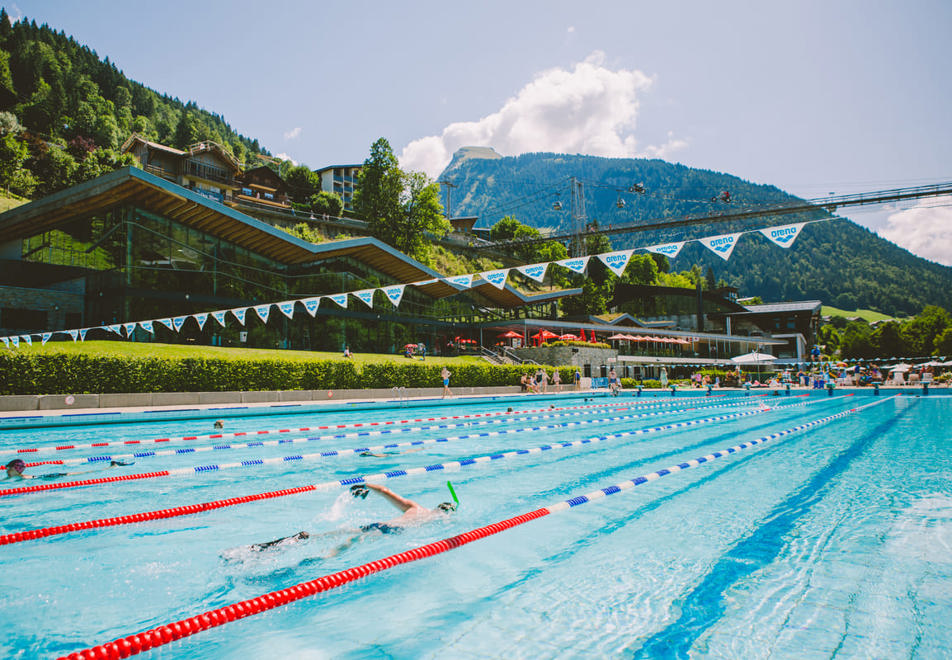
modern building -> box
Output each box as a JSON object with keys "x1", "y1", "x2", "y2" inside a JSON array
[{"x1": 314, "y1": 165, "x2": 361, "y2": 213}]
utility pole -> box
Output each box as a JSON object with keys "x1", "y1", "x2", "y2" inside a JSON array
[
  {"x1": 571, "y1": 177, "x2": 587, "y2": 257},
  {"x1": 438, "y1": 180, "x2": 457, "y2": 218}
]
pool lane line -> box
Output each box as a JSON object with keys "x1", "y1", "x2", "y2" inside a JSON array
[
  {"x1": 23, "y1": 395, "x2": 764, "y2": 468},
  {"x1": 0, "y1": 396, "x2": 834, "y2": 544},
  {"x1": 0, "y1": 396, "x2": 804, "y2": 499},
  {"x1": 0, "y1": 395, "x2": 728, "y2": 456},
  {"x1": 57, "y1": 394, "x2": 897, "y2": 660}
]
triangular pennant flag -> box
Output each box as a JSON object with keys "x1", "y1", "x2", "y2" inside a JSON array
[
  {"x1": 123, "y1": 322, "x2": 137, "y2": 336},
  {"x1": 79, "y1": 328, "x2": 88, "y2": 341},
  {"x1": 353, "y1": 289, "x2": 375, "y2": 308},
  {"x1": 277, "y1": 301, "x2": 296, "y2": 319},
  {"x1": 10, "y1": 336, "x2": 19, "y2": 348},
  {"x1": 231, "y1": 308, "x2": 247, "y2": 325},
  {"x1": 700, "y1": 232, "x2": 743, "y2": 260},
  {"x1": 171, "y1": 316, "x2": 187, "y2": 332},
  {"x1": 107, "y1": 324, "x2": 122, "y2": 335},
  {"x1": 516, "y1": 263, "x2": 549, "y2": 283},
  {"x1": 254, "y1": 304, "x2": 271, "y2": 323},
  {"x1": 156, "y1": 318, "x2": 174, "y2": 331},
  {"x1": 597, "y1": 250, "x2": 634, "y2": 276},
  {"x1": 212, "y1": 311, "x2": 228, "y2": 327},
  {"x1": 556, "y1": 257, "x2": 590, "y2": 274},
  {"x1": 328, "y1": 294, "x2": 348, "y2": 308},
  {"x1": 382, "y1": 285, "x2": 405, "y2": 308},
  {"x1": 302, "y1": 298, "x2": 321, "y2": 317},
  {"x1": 193, "y1": 313, "x2": 209, "y2": 331},
  {"x1": 759, "y1": 222, "x2": 806, "y2": 248},
  {"x1": 446, "y1": 274, "x2": 473, "y2": 289},
  {"x1": 138, "y1": 321, "x2": 154, "y2": 334},
  {"x1": 478, "y1": 269, "x2": 509, "y2": 290},
  {"x1": 645, "y1": 242, "x2": 685, "y2": 259},
  {"x1": 0, "y1": 337, "x2": 8, "y2": 348},
  {"x1": 68, "y1": 329, "x2": 79, "y2": 341},
  {"x1": 41, "y1": 332, "x2": 52, "y2": 345},
  {"x1": 414, "y1": 279, "x2": 438, "y2": 286},
  {"x1": 20, "y1": 335, "x2": 32, "y2": 346}
]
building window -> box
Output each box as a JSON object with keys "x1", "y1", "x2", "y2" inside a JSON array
[{"x1": 2, "y1": 307, "x2": 48, "y2": 331}]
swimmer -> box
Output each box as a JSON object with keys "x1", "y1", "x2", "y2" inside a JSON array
[
  {"x1": 3, "y1": 458, "x2": 133, "y2": 481},
  {"x1": 244, "y1": 483, "x2": 457, "y2": 557},
  {"x1": 214, "y1": 420, "x2": 224, "y2": 429},
  {"x1": 758, "y1": 401, "x2": 772, "y2": 412},
  {"x1": 359, "y1": 446, "x2": 425, "y2": 458}
]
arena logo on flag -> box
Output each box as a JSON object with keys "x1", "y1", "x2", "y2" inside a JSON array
[
  {"x1": 646, "y1": 242, "x2": 684, "y2": 258},
  {"x1": 211, "y1": 311, "x2": 228, "y2": 327},
  {"x1": 329, "y1": 294, "x2": 348, "y2": 308},
  {"x1": 701, "y1": 233, "x2": 742, "y2": 260},
  {"x1": 277, "y1": 302, "x2": 296, "y2": 319},
  {"x1": 517, "y1": 263, "x2": 548, "y2": 282},
  {"x1": 20, "y1": 335, "x2": 31, "y2": 346},
  {"x1": 68, "y1": 329, "x2": 80, "y2": 341},
  {"x1": 760, "y1": 223, "x2": 805, "y2": 248},
  {"x1": 354, "y1": 290, "x2": 375, "y2": 307},
  {"x1": 231, "y1": 308, "x2": 247, "y2": 325},
  {"x1": 302, "y1": 298, "x2": 321, "y2": 316},
  {"x1": 598, "y1": 250, "x2": 633, "y2": 276},
  {"x1": 193, "y1": 313, "x2": 209, "y2": 330},
  {"x1": 172, "y1": 316, "x2": 187, "y2": 332},
  {"x1": 254, "y1": 305, "x2": 271, "y2": 323},
  {"x1": 78, "y1": 328, "x2": 88, "y2": 341},
  {"x1": 10, "y1": 336, "x2": 19, "y2": 348},
  {"x1": 123, "y1": 323, "x2": 137, "y2": 335},
  {"x1": 107, "y1": 324, "x2": 122, "y2": 335},
  {"x1": 41, "y1": 332, "x2": 52, "y2": 345},
  {"x1": 447, "y1": 274, "x2": 473, "y2": 288},
  {"x1": 156, "y1": 318, "x2": 175, "y2": 331},
  {"x1": 479, "y1": 269, "x2": 509, "y2": 289},
  {"x1": 383, "y1": 286, "x2": 405, "y2": 307},
  {"x1": 556, "y1": 257, "x2": 589, "y2": 274}
]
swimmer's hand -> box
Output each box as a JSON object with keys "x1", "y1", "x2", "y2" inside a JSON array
[
  {"x1": 38, "y1": 472, "x2": 68, "y2": 480},
  {"x1": 350, "y1": 484, "x2": 370, "y2": 499}
]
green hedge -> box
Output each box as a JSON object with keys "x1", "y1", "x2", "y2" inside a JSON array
[{"x1": 0, "y1": 353, "x2": 547, "y2": 395}]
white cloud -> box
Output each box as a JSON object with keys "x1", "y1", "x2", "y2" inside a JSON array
[
  {"x1": 400, "y1": 52, "x2": 686, "y2": 178},
  {"x1": 567, "y1": 26, "x2": 575, "y2": 33},
  {"x1": 878, "y1": 196, "x2": 952, "y2": 266},
  {"x1": 283, "y1": 127, "x2": 302, "y2": 140},
  {"x1": 274, "y1": 153, "x2": 296, "y2": 165}
]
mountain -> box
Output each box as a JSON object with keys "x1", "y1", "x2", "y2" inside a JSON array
[{"x1": 439, "y1": 149, "x2": 952, "y2": 316}]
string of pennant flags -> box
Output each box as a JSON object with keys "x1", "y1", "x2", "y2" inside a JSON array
[{"x1": 0, "y1": 219, "x2": 816, "y2": 349}]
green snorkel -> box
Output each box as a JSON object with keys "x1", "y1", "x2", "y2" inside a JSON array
[{"x1": 446, "y1": 480, "x2": 460, "y2": 509}]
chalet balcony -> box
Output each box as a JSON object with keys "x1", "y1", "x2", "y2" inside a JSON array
[
  {"x1": 184, "y1": 159, "x2": 235, "y2": 186},
  {"x1": 144, "y1": 164, "x2": 175, "y2": 181}
]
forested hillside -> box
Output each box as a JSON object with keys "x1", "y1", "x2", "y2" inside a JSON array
[
  {"x1": 0, "y1": 12, "x2": 269, "y2": 198},
  {"x1": 441, "y1": 149, "x2": 952, "y2": 316}
]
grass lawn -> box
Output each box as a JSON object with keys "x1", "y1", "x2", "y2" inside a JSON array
[
  {"x1": 12, "y1": 340, "x2": 486, "y2": 366},
  {"x1": 0, "y1": 194, "x2": 28, "y2": 214},
  {"x1": 821, "y1": 306, "x2": 897, "y2": 323}
]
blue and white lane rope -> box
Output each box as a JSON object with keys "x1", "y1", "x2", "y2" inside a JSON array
[
  {"x1": 4, "y1": 398, "x2": 719, "y2": 456},
  {"x1": 545, "y1": 394, "x2": 898, "y2": 512},
  {"x1": 43, "y1": 396, "x2": 784, "y2": 468}
]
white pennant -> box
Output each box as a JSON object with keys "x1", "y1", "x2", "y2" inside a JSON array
[
  {"x1": 68, "y1": 329, "x2": 79, "y2": 341},
  {"x1": 329, "y1": 294, "x2": 348, "y2": 308},
  {"x1": 446, "y1": 274, "x2": 473, "y2": 289},
  {"x1": 156, "y1": 318, "x2": 175, "y2": 331},
  {"x1": 79, "y1": 328, "x2": 88, "y2": 341},
  {"x1": 254, "y1": 304, "x2": 271, "y2": 323},
  {"x1": 700, "y1": 232, "x2": 743, "y2": 260},
  {"x1": 516, "y1": 263, "x2": 549, "y2": 282},
  {"x1": 123, "y1": 322, "x2": 137, "y2": 336},
  {"x1": 382, "y1": 285, "x2": 405, "y2": 307},
  {"x1": 277, "y1": 301, "x2": 296, "y2": 319},
  {"x1": 194, "y1": 313, "x2": 209, "y2": 330},
  {"x1": 555, "y1": 257, "x2": 589, "y2": 274},
  {"x1": 645, "y1": 242, "x2": 685, "y2": 259},
  {"x1": 138, "y1": 321, "x2": 154, "y2": 335},
  {"x1": 353, "y1": 290, "x2": 375, "y2": 308},
  {"x1": 231, "y1": 308, "x2": 247, "y2": 325},
  {"x1": 759, "y1": 222, "x2": 805, "y2": 248},
  {"x1": 41, "y1": 332, "x2": 52, "y2": 345},
  {"x1": 21, "y1": 335, "x2": 32, "y2": 346},
  {"x1": 212, "y1": 311, "x2": 228, "y2": 327},
  {"x1": 10, "y1": 336, "x2": 19, "y2": 348},
  {"x1": 107, "y1": 324, "x2": 122, "y2": 335},
  {"x1": 171, "y1": 316, "x2": 187, "y2": 332},
  {"x1": 302, "y1": 298, "x2": 321, "y2": 316},
  {"x1": 478, "y1": 269, "x2": 509, "y2": 289},
  {"x1": 597, "y1": 250, "x2": 634, "y2": 276},
  {"x1": 1, "y1": 336, "x2": 8, "y2": 348}
]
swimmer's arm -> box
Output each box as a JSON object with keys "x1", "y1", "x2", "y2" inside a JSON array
[{"x1": 365, "y1": 483, "x2": 418, "y2": 512}]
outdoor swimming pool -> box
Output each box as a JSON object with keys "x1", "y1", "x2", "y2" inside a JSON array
[{"x1": 1, "y1": 390, "x2": 949, "y2": 658}]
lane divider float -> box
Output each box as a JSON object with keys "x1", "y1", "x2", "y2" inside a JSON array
[{"x1": 58, "y1": 395, "x2": 896, "y2": 659}]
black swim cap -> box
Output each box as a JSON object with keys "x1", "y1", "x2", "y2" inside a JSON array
[{"x1": 437, "y1": 502, "x2": 457, "y2": 512}]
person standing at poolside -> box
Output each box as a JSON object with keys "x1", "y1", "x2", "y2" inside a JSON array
[
  {"x1": 552, "y1": 369, "x2": 562, "y2": 392},
  {"x1": 574, "y1": 368, "x2": 582, "y2": 391},
  {"x1": 659, "y1": 367, "x2": 668, "y2": 388},
  {"x1": 441, "y1": 366, "x2": 453, "y2": 398}
]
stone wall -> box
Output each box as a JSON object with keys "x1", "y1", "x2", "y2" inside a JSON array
[{"x1": 509, "y1": 345, "x2": 618, "y2": 375}]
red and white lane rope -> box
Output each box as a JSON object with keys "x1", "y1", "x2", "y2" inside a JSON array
[
  {"x1": 57, "y1": 395, "x2": 897, "y2": 659},
  {"x1": 0, "y1": 395, "x2": 833, "y2": 544},
  {"x1": 1, "y1": 396, "x2": 726, "y2": 456},
  {"x1": 0, "y1": 396, "x2": 796, "y2": 499}
]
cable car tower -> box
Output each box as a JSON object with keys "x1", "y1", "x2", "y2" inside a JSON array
[{"x1": 570, "y1": 177, "x2": 587, "y2": 257}]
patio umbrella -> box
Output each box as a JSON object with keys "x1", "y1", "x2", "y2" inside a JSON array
[
  {"x1": 731, "y1": 352, "x2": 778, "y2": 365},
  {"x1": 559, "y1": 333, "x2": 580, "y2": 341},
  {"x1": 498, "y1": 330, "x2": 523, "y2": 339},
  {"x1": 607, "y1": 333, "x2": 628, "y2": 340}
]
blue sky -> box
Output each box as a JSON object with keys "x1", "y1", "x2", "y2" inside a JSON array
[{"x1": 7, "y1": 1, "x2": 952, "y2": 264}]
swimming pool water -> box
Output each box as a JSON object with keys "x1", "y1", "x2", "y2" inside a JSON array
[{"x1": 1, "y1": 391, "x2": 949, "y2": 658}]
